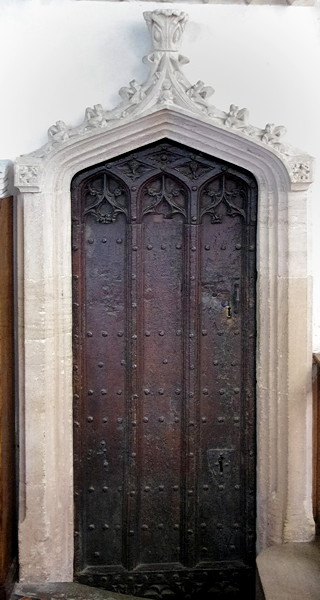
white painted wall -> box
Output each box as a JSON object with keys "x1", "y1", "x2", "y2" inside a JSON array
[{"x1": 0, "y1": 0, "x2": 320, "y2": 347}]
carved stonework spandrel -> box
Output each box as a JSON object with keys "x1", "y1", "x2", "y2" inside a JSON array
[{"x1": 15, "y1": 9, "x2": 313, "y2": 188}]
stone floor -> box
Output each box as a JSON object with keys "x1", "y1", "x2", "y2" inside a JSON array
[
  {"x1": 12, "y1": 582, "x2": 139, "y2": 600},
  {"x1": 257, "y1": 540, "x2": 320, "y2": 600},
  {"x1": 12, "y1": 574, "x2": 264, "y2": 600}
]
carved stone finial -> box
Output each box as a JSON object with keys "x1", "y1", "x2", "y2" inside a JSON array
[
  {"x1": 22, "y1": 9, "x2": 310, "y2": 179},
  {"x1": 143, "y1": 9, "x2": 188, "y2": 52}
]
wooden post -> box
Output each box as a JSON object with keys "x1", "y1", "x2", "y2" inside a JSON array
[
  {"x1": 312, "y1": 353, "x2": 320, "y2": 535},
  {"x1": 0, "y1": 196, "x2": 16, "y2": 600}
]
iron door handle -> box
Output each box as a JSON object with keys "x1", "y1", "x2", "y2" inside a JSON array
[{"x1": 233, "y1": 282, "x2": 240, "y2": 314}]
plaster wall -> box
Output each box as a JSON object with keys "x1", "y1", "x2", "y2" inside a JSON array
[{"x1": 0, "y1": 0, "x2": 320, "y2": 346}]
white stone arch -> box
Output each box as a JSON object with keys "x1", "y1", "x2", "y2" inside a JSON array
[{"x1": 15, "y1": 10, "x2": 314, "y2": 583}]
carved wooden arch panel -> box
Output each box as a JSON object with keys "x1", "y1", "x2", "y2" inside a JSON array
[{"x1": 72, "y1": 139, "x2": 257, "y2": 599}]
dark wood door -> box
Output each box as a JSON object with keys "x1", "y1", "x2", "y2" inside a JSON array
[{"x1": 72, "y1": 141, "x2": 257, "y2": 599}]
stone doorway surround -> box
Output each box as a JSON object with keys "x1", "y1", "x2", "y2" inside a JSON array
[{"x1": 14, "y1": 9, "x2": 314, "y2": 583}]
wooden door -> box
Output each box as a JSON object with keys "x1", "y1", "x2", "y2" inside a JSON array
[{"x1": 72, "y1": 141, "x2": 257, "y2": 599}]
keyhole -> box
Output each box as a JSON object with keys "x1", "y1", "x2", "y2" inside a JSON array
[
  {"x1": 218, "y1": 455, "x2": 224, "y2": 473},
  {"x1": 221, "y1": 300, "x2": 232, "y2": 319}
]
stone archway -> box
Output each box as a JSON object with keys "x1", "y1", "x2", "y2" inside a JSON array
[{"x1": 14, "y1": 9, "x2": 314, "y2": 583}]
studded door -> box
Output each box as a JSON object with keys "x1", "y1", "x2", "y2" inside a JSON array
[{"x1": 72, "y1": 141, "x2": 257, "y2": 599}]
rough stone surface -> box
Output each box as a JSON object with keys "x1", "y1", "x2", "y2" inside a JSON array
[
  {"x1": 12, "y1": 578, "x2": 268, "y2": 600},
  {"x1": 12, "y1": 582, "x2": 143, "y2": 600},
  {"x1": 257, "y1": 540, "x2": 320, "y2": 600}
]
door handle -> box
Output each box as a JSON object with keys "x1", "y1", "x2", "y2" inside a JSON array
[{"x1": 233, "y1": 283, "x2": 240, "y2": 314}]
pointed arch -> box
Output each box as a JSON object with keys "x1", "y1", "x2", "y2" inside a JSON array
[{"x1": 15, "y1": 108, "x2": 314, "y2": 582}]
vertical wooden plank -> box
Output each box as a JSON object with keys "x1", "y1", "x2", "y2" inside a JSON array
[
  {"x1": 0, "y1": 196, "x2": 16, "y2": 600},
  {"x1": 312, "y1": 353, "x2": 320, "y2": 535}
]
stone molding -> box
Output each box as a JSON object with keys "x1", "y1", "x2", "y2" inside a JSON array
[
  {"x1": 76, "y1": 1, "x2": 316, "y2": 5},
  {"x1": 15, "y1": 9, "x2": 314, "y2": 584},
  {"x1": 15, "y1": 9, "x2": 313, "y2": 192},
  {"x1": 0, "y1": 160, "x2": 13, "y2": 198}
]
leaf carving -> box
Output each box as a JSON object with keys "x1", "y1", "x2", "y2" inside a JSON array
[
  {"x1": 201, "y1": 175, "x2": 246, "y2": 223},
  {"x1": 142, "y1": 175, "x2": 187, "y2": 221},
  {"x1": 84, "y1": 174, "x2": 128, "y2": 223}
]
